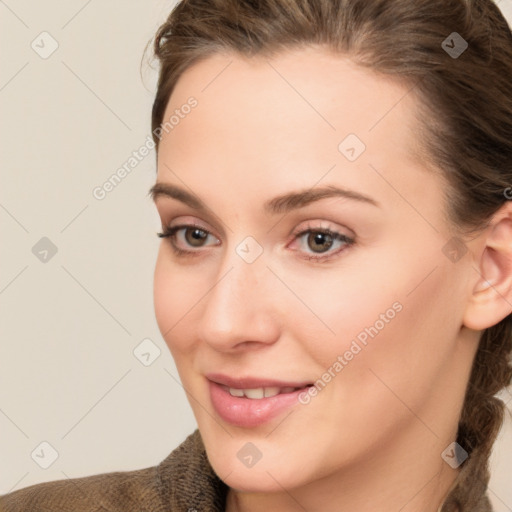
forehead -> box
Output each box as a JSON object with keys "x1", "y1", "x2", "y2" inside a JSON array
[{"x1": 158, "y1": 46, "x2": 424, "y2": 169}]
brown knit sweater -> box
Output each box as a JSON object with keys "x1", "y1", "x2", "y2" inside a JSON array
[{"x1": 0, "y1": 430, "x2": 492, "y2": 511}]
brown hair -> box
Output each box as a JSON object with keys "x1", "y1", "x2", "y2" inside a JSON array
[{"x1": 147, "y1": 0, "x2": 512, "y2": 509}]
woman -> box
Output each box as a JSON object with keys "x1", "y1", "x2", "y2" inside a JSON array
[{"x1": 1, "y1": 0, "x2": 511, "y2": 511}]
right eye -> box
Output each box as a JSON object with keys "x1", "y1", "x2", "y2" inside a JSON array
[{"x1": 157, "y1": 223, "x2": 220, "y2": 256}]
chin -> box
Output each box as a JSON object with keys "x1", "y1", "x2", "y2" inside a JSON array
[
  {"x1": 212, "y1": 458, "x2": 302, "y2": 492},
  {"x1": 201, "y1": 436, "x2": 316, "y2": 493}
]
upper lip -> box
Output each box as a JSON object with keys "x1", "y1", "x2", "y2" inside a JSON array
[{"x1": 206, "y1": 373, "x2": 313, "y2": 389}]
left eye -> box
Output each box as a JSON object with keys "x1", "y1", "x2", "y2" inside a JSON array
[
  {"x1": 157, "y1": 224, "x2": 355, "y2": 261},
  {"x1": 291, "y1": 228, "x2": 355, "y2": 261}
]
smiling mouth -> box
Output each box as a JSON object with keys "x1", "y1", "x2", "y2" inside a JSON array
[{"x1": 208, "y1": 380, "x2": 314, "y2": 427}]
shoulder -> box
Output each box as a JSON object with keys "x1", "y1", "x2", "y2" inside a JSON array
[
  {"x1": 0, "y1": 458, "x2": 163, "y2": 512},
  {"x1": 0, "y1": 430, "x2": 227, "y2": 512}
]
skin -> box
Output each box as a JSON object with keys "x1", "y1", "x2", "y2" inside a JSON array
[{"x1": 151, "y1": 46, "x2": 512, "y2": 512}]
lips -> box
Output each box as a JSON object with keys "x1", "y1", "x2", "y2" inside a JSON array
[{"x1": 206, "y1": 373, "x2": 313, "y2": 427}]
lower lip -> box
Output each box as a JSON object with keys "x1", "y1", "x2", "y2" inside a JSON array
[{"x1": 208, "y1": 381, "x2": 309, "y2": 428}]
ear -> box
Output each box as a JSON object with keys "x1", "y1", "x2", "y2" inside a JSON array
[{"x1": 463, "y1": 201, "x2": 512, "y2": 331}]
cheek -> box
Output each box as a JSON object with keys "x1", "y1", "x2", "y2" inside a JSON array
[
  {"x1": 153, "y1": 250, "x2": 188, "y2": 352},
  {"x1": 308, "y1": 245, "x2": 463, "y2": 415},
  {"x1": 320, "y1": 238, "x2": 456, "y2": 348},
  {"x1": 277, "y1": 251, "x2": 409, "y2": 370},
  {"x1": 153, "y1": 248, "x2": 217, "y2": 368},
  {"x1": 153, "y1": 255, "x2": 199, "y2": 393}
]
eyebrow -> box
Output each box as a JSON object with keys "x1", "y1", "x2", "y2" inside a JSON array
[{"x1": 148, "y1": 182, "x2": 380, "y2": 215}]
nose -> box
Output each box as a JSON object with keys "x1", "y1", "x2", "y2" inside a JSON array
[{"x1": 196, "y1": 241, "x2": 281, "y2": 353}]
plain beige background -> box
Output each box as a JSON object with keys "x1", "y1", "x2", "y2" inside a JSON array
[{"x1": 1, "y1": 0, "x2": 511, "y2": 508}]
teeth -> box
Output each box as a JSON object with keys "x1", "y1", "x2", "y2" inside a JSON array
[
  {"x1": 264, "y1": 386, "x2": 280, "y2": 398},
  {"x1": 244, "y1": 388, "x2": 264, "y2": 399},
  {"x1": 227, "y1": 386, "x2": 300, "y2": 399}
]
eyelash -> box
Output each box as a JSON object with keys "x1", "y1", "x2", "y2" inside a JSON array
[{"x1": 156, "y1": 222, "x2": 355, "y2": 263}]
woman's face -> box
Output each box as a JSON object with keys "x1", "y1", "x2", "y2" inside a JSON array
[{"x1": 152, "y1": 47, "x2": 479, "y2": 492}]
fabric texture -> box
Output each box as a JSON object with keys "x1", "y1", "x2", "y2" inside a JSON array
[{"x1": 0, "y1": 429, "x2": 492, "y2": 512}]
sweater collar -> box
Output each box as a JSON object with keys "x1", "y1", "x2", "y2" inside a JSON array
[{"x1": 157, "y1": 429, "x2": 228, "y2": 512}]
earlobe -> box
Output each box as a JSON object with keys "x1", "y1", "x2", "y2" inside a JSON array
[{"x1": 463, "y1": 205, "x2": 512, "y2": 331}]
